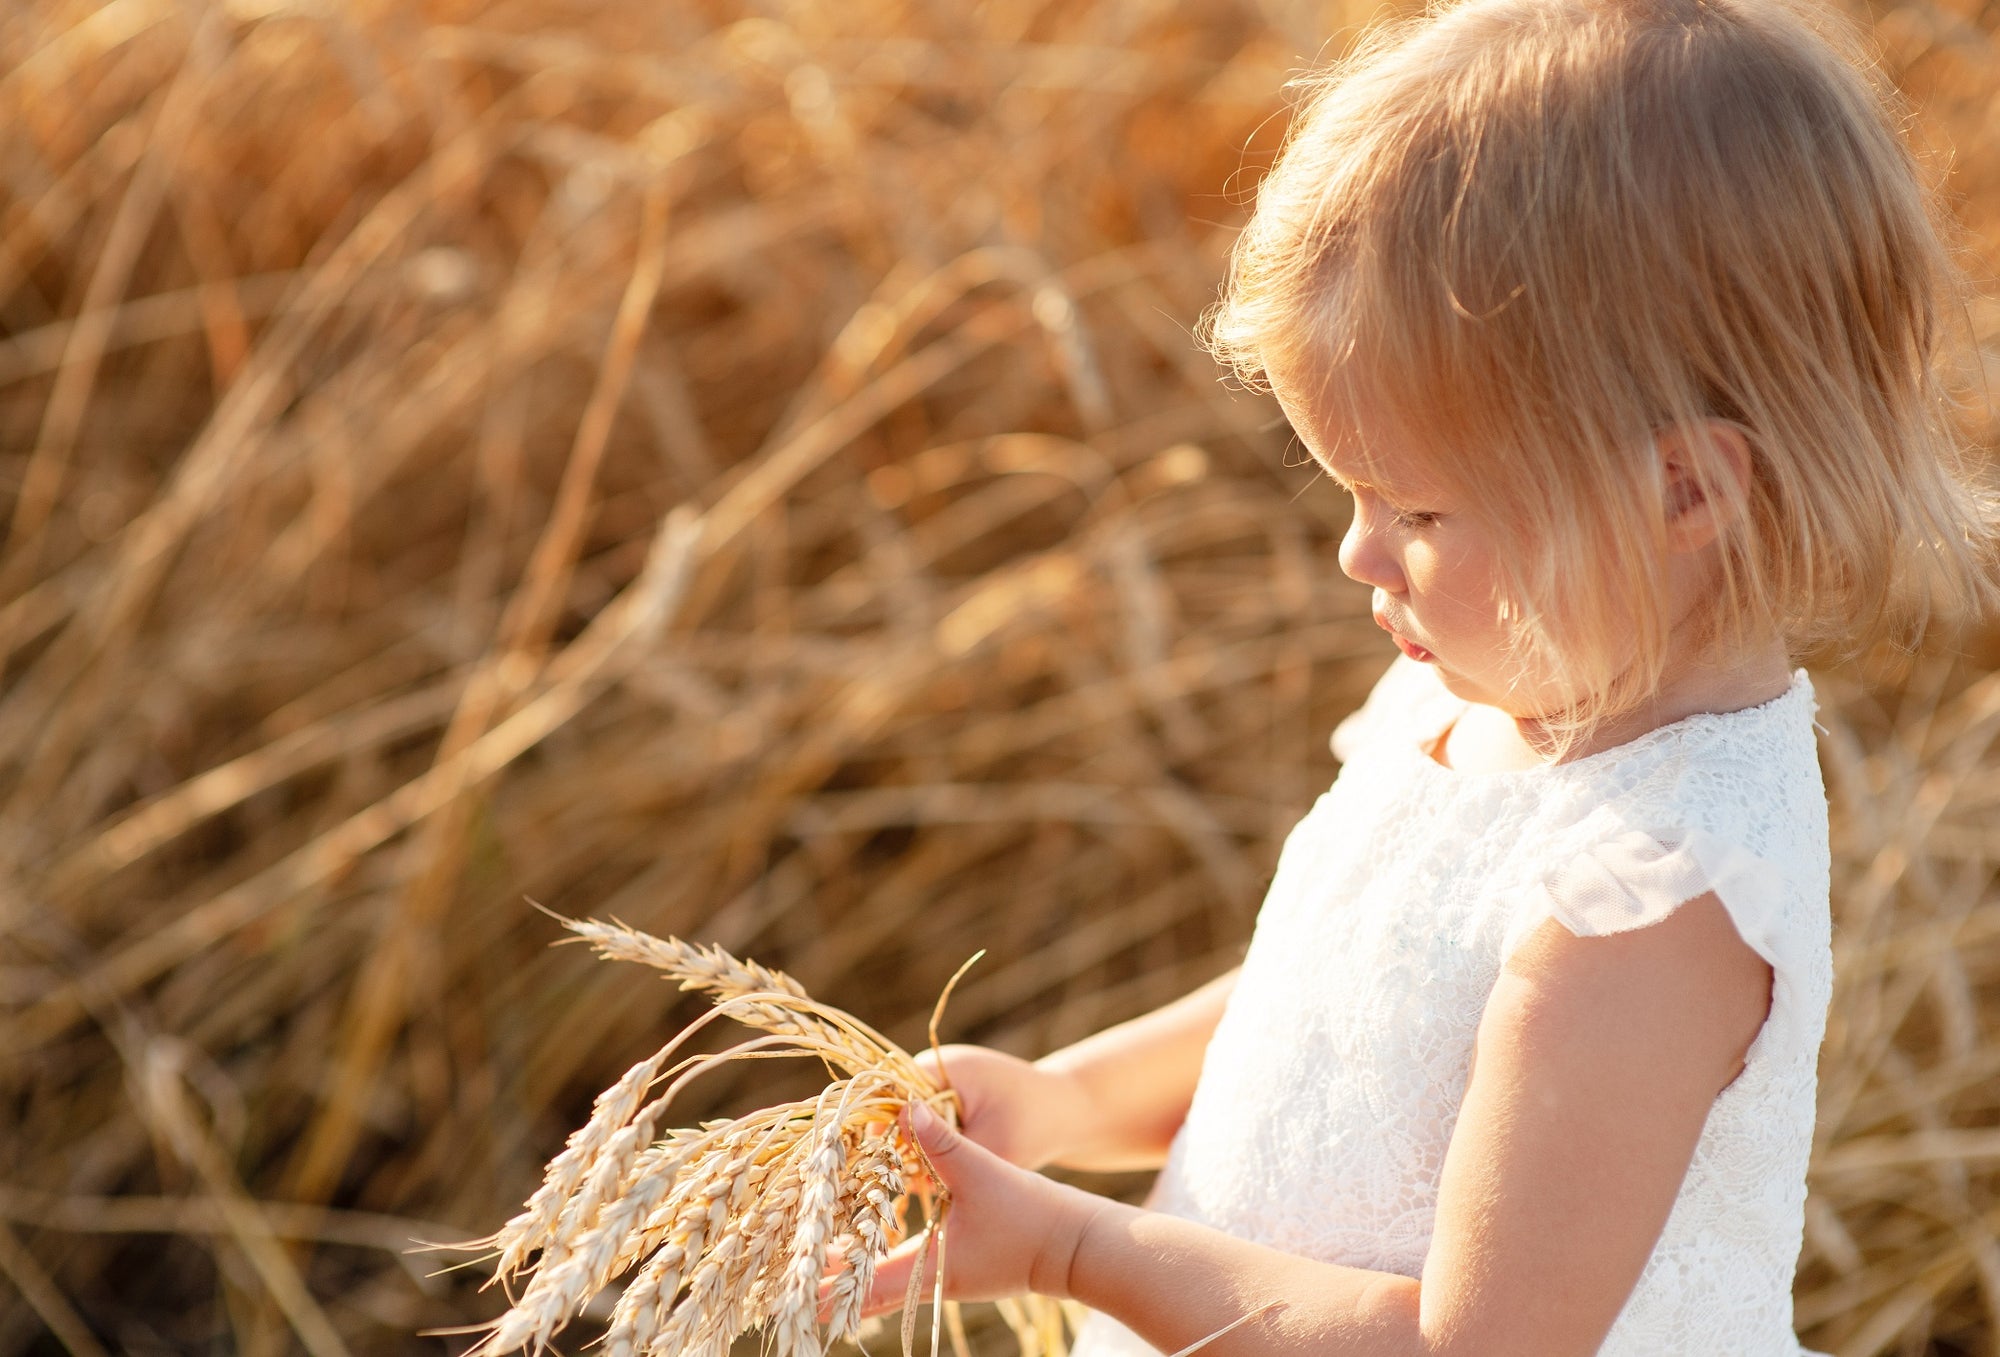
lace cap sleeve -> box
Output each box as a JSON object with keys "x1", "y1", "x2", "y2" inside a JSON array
[{"x1": 1501, "y1": 823, "x2": 1813, "y2": 1055}]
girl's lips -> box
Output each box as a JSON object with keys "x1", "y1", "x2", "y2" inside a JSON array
[{"x1": 1375, "y1": 612, "x2": 1435, "y2": 662}]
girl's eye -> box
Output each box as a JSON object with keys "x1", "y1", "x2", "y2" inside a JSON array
[{"x1": 1391, "y1": 508, "x2": 1440, "y2": 529}]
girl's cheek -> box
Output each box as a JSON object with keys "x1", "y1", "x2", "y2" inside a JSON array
[
  {"x1": 1402, "y1": 544, "x2": 1445, "y2": 598},
  {"x1": 1417, "y1": 537, "x2": 1497, "y2": 608}
]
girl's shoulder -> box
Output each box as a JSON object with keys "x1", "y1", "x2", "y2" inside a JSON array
[
  {"x1": 1325, "y1": 658, "x2": 1830, "y2": 957},
  {"x1": 1498, "y1": 673, "x2": 1833, "y2": 1055},
  {"x1": 1577, "y1": 670, "x2": 1827, "y2": 859},
  {"x1": 1329, "y1": 655, "x2": 1460, "y2": 764}
]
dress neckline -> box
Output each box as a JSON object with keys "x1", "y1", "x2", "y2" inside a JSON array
[{"x1": 1402, "y1": 668, "x2": 1815, "y2": 783}]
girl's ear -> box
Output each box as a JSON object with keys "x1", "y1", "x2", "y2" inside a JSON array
[{"x1": 1658, "y1": 421, "x2": 1755, "y2": 554}]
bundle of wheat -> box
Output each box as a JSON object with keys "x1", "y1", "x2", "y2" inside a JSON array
[{"x1": 467, "y1": 920, "x2": 1015, "y2": 1357}]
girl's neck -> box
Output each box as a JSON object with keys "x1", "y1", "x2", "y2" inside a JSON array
[{"x1": 1437, "y1": 633, "x2": 1795, "y2": 774}]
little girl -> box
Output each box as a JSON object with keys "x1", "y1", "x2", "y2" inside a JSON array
[{"x1": 861, "y1": 0, "x2": 1997, "y2": 1353}]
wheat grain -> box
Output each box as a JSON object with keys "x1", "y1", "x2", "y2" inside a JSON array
[
  {"x1": 563, "y1": 918, "x2": 927, "y2": 1078},
  {"x1": 826, "y1": 1139, "x2": 904, "y2": 1344},
  {"x1": 613, "y1": 1122, "x2": 762, "y2": 1275},
  {"x1": 568, "y1": 920, "x2": 812, "y2": 1002},
  {"x1": 489, "y1": 1046, "x2": 673, "y2": 1276},
  {"x1": 770, "y1": 1094, "x2": 849, "y2": 1357},
  {"x1": 823, "y1": 1233, "x2": 874, "y2": 1343}
]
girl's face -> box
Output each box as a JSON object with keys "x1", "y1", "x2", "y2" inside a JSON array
[
  {"x1": 1274, "y1": 366, "x2": 1793, "y2": 752},
  {"x1": 1272, "y1": 376, "x2": 1557, "y2": 719}
]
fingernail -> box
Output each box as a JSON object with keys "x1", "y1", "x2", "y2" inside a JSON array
[{"x1": 909, "y1": 1101, "x2": 941, "y2": 1135}]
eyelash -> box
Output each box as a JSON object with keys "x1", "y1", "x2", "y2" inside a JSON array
[{"x1": 1332, "y1": 477, "x2": 1439, "y2": 530}]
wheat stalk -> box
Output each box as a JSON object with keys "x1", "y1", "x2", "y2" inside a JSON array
[
  {"x1": 467, "y1": 921, "x2": 977, "y2": 1357},
  {"x1": 565, "y1": 917, "x2": 924, "y2": 1081}
]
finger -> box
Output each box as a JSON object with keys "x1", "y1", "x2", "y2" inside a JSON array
[
  {"x1": 912, "y1": 1045, "x2": 959, "y2": 1103},
  {"x1": 905, "y1": 1099, "x2": 968, "y2": 1162},
  {"x1": 894, "y1": 1103, "x2": 953, "y2": 1195},
  {"x1": 899, "y1": 1101, "x2": 977, "y2": 1197}
]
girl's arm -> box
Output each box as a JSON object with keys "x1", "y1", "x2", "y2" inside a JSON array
[
  {"x1": 926, "y1": 968, "x2": 1237, "y2": 1173},
  {"x1": 871, "y1": 892, "x2": 1771, "y2": 1357}
]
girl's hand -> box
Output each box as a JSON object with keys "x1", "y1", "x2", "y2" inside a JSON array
[
  {"x1": 863, "y1": 1102, "x2": 1108, "y2": 1313},
  {"x1": 919, "y1": 970, "x2": 1236, "y2": 1175},
  {"x1": 919, "y1": 1044, "x2": 1095, "y2": 1171}
]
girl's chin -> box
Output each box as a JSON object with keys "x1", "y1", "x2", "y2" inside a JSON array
[{"x1": 1431, "y1": 665, "x2": 1509, "y2": 711}]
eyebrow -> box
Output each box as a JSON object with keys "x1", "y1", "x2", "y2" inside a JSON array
[
  {"x1": 1323, "y1": 465, "x2": 1398, "y2": 498},
  {"x1": 1291, "y1": 420, "x2": 1434, "y2": 502}
]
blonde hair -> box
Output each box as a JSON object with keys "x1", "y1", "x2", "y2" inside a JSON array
[{"x1": 1207, "y1": 0, "x2": 1999, "y2": 730}]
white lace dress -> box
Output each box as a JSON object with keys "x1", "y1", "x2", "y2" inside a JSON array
[{"x1": 1070, "y1": 658, "x2": 1832, "y2": 1357}]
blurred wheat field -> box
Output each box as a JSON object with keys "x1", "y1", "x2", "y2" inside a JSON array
[{"x1": 2, "y1": 0, "x2": 1999, "y2": 1353}]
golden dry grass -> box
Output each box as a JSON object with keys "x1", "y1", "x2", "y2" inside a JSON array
[{"x1": 1, "y1": 0, "x2": 1998, "y2": 1354}]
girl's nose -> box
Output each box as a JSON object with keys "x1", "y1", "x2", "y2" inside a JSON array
[{"x1": 1337, "y1": 507, "x2": 1405, "y2": 594}]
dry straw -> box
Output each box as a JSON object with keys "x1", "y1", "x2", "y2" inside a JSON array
[
  {"x1": 0, "y1": 2, "x2": 1346, "y2": 1349},
  {"x1": 3, "y1": 0, "x2": 2000, "y2": 1354}
]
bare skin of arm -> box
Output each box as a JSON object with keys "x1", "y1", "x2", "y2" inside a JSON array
[
  {"x1": 921, "y1": 968, "x2": 1237, "y2": 1174},
  {"x1": 868, "y1": 893, "x2": 1771, "y2": 1357}
]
